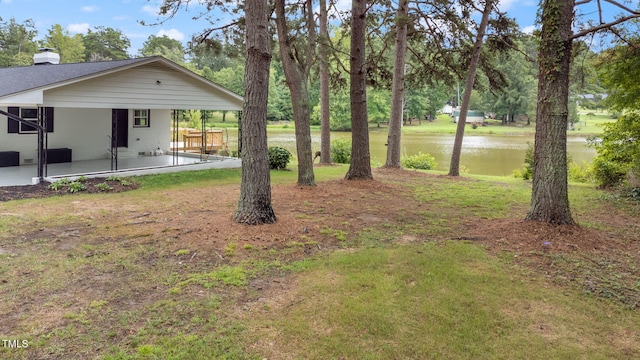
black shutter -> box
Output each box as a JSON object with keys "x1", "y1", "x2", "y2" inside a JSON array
[
  {"x1": 8, "y1": 107, "x2": 19, "y2": 133},
  {"x1": 45, "y1": 107, "x2": 54, "y2": 133},
  {"x1": 148, "y1": 109, "x2": 151, "y2": 127}
]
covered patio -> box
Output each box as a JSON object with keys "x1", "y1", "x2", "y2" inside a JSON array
[
  {"x1": 0, "y1": 154, "x2": 241, "y2": 187},
  {"x1": 1, "y1": 55, "x2": 244, "y2": 188}
]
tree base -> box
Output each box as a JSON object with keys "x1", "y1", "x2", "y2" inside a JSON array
[{"x1": 233, "y1": 208, "x2": 277, "y2": 225}]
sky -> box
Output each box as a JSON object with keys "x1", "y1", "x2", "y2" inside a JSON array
[{"x1": 0, "y1": 0, "x2": 626, "y2": 57}]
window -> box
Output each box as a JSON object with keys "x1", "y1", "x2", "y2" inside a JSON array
[
  {"x1": 133, "y1": 109, "x2": 150, "y2": 127},
  {"x1": 20, "y1": 108, "x2": 39, "y2": 133},
  {"x1": 7, "y1": 107, "x2": 54, "y2": 134}
]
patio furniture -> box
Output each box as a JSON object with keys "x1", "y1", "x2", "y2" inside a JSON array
[
  {"x1": 0, "y1": 151, "x2": 20, "y2": 167},
  {"x1": 181, "y1": 130, "x2": 226, "y2": 154},
  {"x1": 46, "y1": 148, "x2": 72, "y2": 164}
]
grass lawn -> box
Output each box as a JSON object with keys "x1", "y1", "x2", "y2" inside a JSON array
[
  {"x1": 200, "y1": 110, "x2": 615, "y2": 136},
  {"x1": 1, "y1": 166, "x2": 638, "y2": 359}
]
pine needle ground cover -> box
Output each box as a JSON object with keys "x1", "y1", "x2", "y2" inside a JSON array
[{"x1": 1, "y1": 166, "x2": 638, "y2": 359}]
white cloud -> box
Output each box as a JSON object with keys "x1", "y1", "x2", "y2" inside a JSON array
[
  {"x1": 157, "y1": 28, "x2": 185, "y2": 41},
  {"x1": 521, "y1": 25, "x2": 537, "y2": 34},
  {"x1": 81, "y1": 5, "x2": 100, "y2": 12},
  {"x1": 498, "y1": 0, "x2": 516, "y2": 11},
  {"x1": 1, "y1": 0, "x2": 13, "y2": 4},
  {"x1": 142, "y1": 5, "x2": 160, "y2": 16},
  {"x1": 68, "y1": 23, "x2": 90, "y2": 34}
]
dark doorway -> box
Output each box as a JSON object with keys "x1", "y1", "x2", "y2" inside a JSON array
[{"x1": 112, "y1": 109, "x2": 128, "y2": 148}]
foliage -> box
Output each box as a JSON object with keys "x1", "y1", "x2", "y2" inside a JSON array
[
  {"x1": 598, "y1": 38, "x2": 640, "y2": 112},
  {"x1": 96, "y1": 182, "x2": 114, "y2": 191},
  {"x1": 330, "y1": 138, "x2": 351, "y2": 164},
  {"x1": 181, "y1": 109, "x2": 202, "y2": 129},
  {"x1": 82, "y1": 26, "x2": 130, "y2": 61},
  {"x1": 515, "y1": 144, "x2": 594, "y2": 184},
  {"x1": 41, "y1": 24, "x2": 85, "y2": 63},
  {"x1": 590, "y1": 112, "x2": 640, "y2": 187},
  {"x1": 209, "y1": 64, "x2": 244, "y2": 95},
  {"x1": 568, "y1": 161, "x2": 595, "y2": 183},
  {"x1": 367, "y1": 90, "x2": 391, "y2": 124},
  {"x1": 48, "y1": 178, "x2": 72, "y2": 191},
  {"x1": 267, "y1": 146, "x2": 292, "y2": 170},
  {"x1": 592, "y1": 157, "x2": 630, "y2": 188},
  {"x1": 401, "y1": 152, "x2": 437, "y2": 170},
  {"x1": 139, "y1": 35, "x2": 185, "y2": 63},
  {"x1": 68, "y1": 181, "x2": 87, "y2": 193},
  {"x1": 48, "y1": 178, "x2": 87, "y2": 193},
  {"x1": 513, "y1": 142, "x2": 534, "y2": 180},
  {"x1": 0, "y1": 17, "x2": 38, "y2": 66}
]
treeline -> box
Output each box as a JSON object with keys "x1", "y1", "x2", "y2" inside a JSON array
[{"x1": 0, "y1": 16, "x2": 609, "y2": 131}]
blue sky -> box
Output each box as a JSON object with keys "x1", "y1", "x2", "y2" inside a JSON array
[{"x1": 0, "y1": 0, "x2": 621, "y2": 57}]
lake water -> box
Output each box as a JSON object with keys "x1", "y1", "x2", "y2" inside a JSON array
[{"x1": 228, "y1": 129, "x2": 596, "y2": 177}]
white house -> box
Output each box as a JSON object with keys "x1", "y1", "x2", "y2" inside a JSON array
[{"x1": 0, "y1": 51, "x2": 243, "y2": 172}]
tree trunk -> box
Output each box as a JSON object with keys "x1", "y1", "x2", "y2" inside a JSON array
[
  {"x1": 526, "y1": 0, "x2": 575, "y2": 225},
  {"x1": 345, "y1": 0, "x2": 373, "y2": 180},
  {"x1": 319, "y1": 0, "x2": 332, "y2": 164},
  {"x1": 233, "y1": 0, "x2": 276, "y2": 225},
  {"x1": 275, "y1": 0, "x2": 315, "y2": 186},
  {"x1": 449, "y1": 0, "x2": 493, "y2": 176},
  {"x1": 384, "y1": 0, "x2": 409, "y2": 168},
  {"x1": 237, "y1": 111, "x2": 242, "y2": 155}
]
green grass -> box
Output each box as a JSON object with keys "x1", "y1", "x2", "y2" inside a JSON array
[
  {"x1": 198, "y1": 109, "x2": 616, "y2": 137},
  {"x1": 412, "y1": 176, "x2": 531, "y2": 219},
  {"x1": 1, "y1": 165, "x2": 639, "y2": 359},
  {"x1": 389, "y1": 112, "x2": 615, "y2": 136},
  {"x1": 249, "y1": 241, "x2": 640, "y2": 359},
  {"x1": 134, "y1": 168, "x2": 242, "y2": 189}
]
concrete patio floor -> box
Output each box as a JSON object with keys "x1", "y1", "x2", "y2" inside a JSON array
[{"x1": 0, "y1": 154, "x2": 241, "y2": 187}]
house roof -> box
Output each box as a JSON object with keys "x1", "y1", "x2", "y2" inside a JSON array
[
  {"x1": 0, "y1": 58, "x2": 150, "y2": 98},
  {"x1": 0, "y1": 56, "x2": 244, "y2": 109}
]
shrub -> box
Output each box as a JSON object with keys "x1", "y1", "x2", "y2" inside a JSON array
[
  {"x1": 96, "y1": 182, "x2": 114, "y2": 191},
  {"x1": 513, "y1": 142, "x2": 534, "y2": 180},
  {"x1": 590, "y1": 113, "x2": 640, "y2": 188},
  {"x1": 68, "y1": 181, "x2": 86, "y2": 193},
  {"x1": 330, "y1": 138, "x2": 351, "y2": 164},
  {"x1": 592, "y1": 157, "x2": 629, "y2": 188},
  {"x1": 401, "y1": 152, "x2": 437, "y2": 170},
  {"x1": 268, "y1": 146, "x2": 292, "y2": 170},
  {"x1": 48, "y1": 178, "x2": 71, "y2": 191},
  {"x1": 568, "y1": 161, "x2": 595, "y2": 183}
]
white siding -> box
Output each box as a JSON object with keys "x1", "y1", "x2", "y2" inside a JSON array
[
  {"x1": 1, "y1": 107, "x2": 171, "y2": 164},
  {"x1": 44, "y1": 63, "x2": 243, "y2": 110}
]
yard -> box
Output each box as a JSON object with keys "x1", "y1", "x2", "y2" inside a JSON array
[{"x1": 0, "y1": 166, "x2": 638, "y2": 359}]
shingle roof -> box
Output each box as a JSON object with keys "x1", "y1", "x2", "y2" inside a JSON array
[{"x1": 0, "y1": 57, "x2": 153, "y2": 98}]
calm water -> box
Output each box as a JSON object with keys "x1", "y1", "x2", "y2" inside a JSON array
[{"x1": 228, "y1": 129, "x2": 595, "y2": 176}]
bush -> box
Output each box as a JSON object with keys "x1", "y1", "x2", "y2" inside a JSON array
[
  {"x1": 590, "y1": 113, "x2": 640, "y2": 188},
  {"x1": 330, "y1": 138, "x2": 351, "y2": 164},
  {"x1": 513, "y1": 142, "x2": 534, "y2": 180},
  {"x1": 268, "y1": 146, "x2": 292, "y2": 170},
  {"x1": 568, "y1": 161, "x2": 595, "y2": 183},
  {"x1": 592, "y1": 157, "x2": 629, "y2": 188},
  {"x1": 401, "y1": 152, "x2": 437, "y2": 170},
  {"x1": 67, "y1": 181, "x2": 87, "y2": 193}
]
